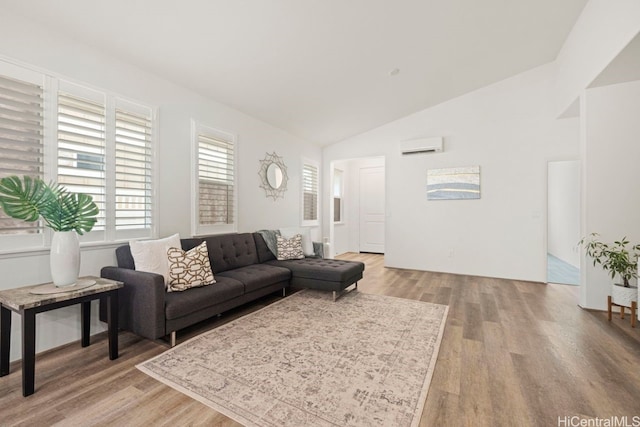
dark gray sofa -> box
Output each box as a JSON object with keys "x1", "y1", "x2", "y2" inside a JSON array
[{"x1": 100, "y1": 232, "x2": 364, "y2": 346}]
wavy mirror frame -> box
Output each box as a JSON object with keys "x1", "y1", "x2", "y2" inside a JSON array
[{"x1": 258, "y1": 152, "x2": 289, "y2": 200}]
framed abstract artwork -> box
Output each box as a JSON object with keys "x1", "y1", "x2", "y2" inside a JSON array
[{"x1": 427, "y1": 166, "x2": 480, "y2": 200}]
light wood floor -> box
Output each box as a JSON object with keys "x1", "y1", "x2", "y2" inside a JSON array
[{"x1": 1, "y1": 253, "x2": 639, "y2": 426}]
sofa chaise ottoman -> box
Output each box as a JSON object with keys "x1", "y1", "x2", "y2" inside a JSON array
[{"x1": 253, "y1": 232, "x2": 363, "y2": 300}]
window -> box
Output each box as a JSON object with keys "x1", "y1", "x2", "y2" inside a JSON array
[
  {"x1": 0, "y1": 59, "x2": 156, "y2": 252},
  {"x1": 302, "y1": 160, "x2": 319, "y2": 225},
  {"x1": 333, "y1": 169, "x2": 343, "y2": 223},
  {"x1": 57, "y1": 87, "x2": 106, "y2": 232},
  {"x1": 0, "y1": 64, "x2": 46, "y2": 249},
  {"x1": 56, "y1": 81, "x2": 155, "y2": 242},
  {"x1": 114, "y1": 101, "x2": 153, "y2": 235},
  {"x1": 192, "y1": 121, "x2": 236, "y2": 235}
]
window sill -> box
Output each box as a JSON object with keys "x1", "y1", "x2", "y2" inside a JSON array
[{"x1": 0, "y1": 241, "x2": 125, "y2": 260}]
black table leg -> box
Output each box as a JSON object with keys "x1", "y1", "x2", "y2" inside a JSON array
[
  {"x1": 107, "y1": 291, "x2": 118, "y2": 360},
  {"x1": 81, "y1": 301, "x2": 91, "y2": 347},
  {"x1": 22, "y1": 309, "x2": 36, "y2": 396},
  {"x1": 0, "y1": 306, "x2": 11, "y2": 376}
]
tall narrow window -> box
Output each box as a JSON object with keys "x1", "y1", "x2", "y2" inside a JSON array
[
  {"x1": 57, "y1": 89, "x2": 106, "y2": 231},
  {"x1": 114, "y1": 102, "x2": 153, "y2": 235},
  {"x1": 302, "y1": 161, "x2": 319, "y2": 225},
  {"x1": 333, "y1": 168, "x2": 343, "y2": 223},
  {"x1": 0, "y1": 72, "x2": 44, "y2": 237},
  {"x1": 193, "y1": 122, "x2": 236, "y2": 235}
]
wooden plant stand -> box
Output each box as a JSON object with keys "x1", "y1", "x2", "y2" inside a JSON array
[{"x1": 607, "y1": 295, "x2": 637, "y2": 328}]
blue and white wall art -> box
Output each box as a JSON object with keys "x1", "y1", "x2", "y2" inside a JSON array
[{"x1": 427, "y1": 166, "x2": 480, "y2": 200}]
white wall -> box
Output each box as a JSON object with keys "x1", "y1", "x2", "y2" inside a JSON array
[
  {"x1": 0, "y1": 12, "x2": 321, "y2": 361},
  {"x1": 548, "y1": 160, "x2": 581, "y2": 268},
  {"x1": 323, "y1": 63, "x2": 579, "y2": 282},
  {"x1": 580, "y1": 80, "x2": 640, "y2": 310},
  {"x1": 555, "y1": 0, "x2": 640, "y2": 116}
]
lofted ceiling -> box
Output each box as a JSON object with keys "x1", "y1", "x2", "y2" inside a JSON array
[
  {"x1": 4, "y1": 0, "x2": 588, "y2": 145},
  {"x1": 590, "y1": 32, "x2": 640, "y2": 88}
]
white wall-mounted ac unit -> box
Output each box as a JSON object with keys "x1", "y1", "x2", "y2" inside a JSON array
[{"x1": 400, "y1": 137, "x2": 443, "y2": 155}]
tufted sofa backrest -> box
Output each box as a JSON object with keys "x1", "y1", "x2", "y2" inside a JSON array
[
  {"x1": 115, "y1": 237, "x2": 204, "y2": 270},
  {"x1": 115, "y1": 234, "x2": 260, "y2": 274},
  {"x1": 253, "y1": 232, "x2": 277, "y2": 263},
  {"x1": 115, "y1": 245, "x2": 136, "y2": 270},
  {"x1": 201, "y1": 232, "x2": 259, "y2": 273}
]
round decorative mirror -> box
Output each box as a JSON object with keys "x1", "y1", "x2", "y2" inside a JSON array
[
  {"x1": 267, "y1": 162, "x2": 283, "y2": 189},
  {"x1": 259, "y1": 152, "x2": 288, "y2": 200}
]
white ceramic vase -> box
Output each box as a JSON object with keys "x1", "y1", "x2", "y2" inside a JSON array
[
  {"x1": 611, "y1": 283, "x2": 638, "y2": 308},
  {"x1": 50, "y1": 230, "x2": 80, "y2": 287}
]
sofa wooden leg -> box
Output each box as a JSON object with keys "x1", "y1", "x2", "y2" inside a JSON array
[
  {"x1": 283, "y1": 288, "x2": 286, "y2": 297},
  {"x1": 170, "y1": 331, "x2": 176, "y2": 347},
  {"x1": 333, "y1": 291, "x2": 337, "y2": 302}
]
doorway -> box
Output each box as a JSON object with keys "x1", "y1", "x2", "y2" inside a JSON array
[
  {"x1": 547, "y1": 160, "x2": 580, "y2": 285},
  {"x1": 329, "y1": 157, "x2": 385, "y2": 257}
]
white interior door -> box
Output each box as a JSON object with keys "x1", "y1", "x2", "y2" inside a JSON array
[{"x1": 359, "y1": 166, "x2": 385, "y2": 253}]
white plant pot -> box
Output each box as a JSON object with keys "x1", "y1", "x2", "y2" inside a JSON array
[
  {"x1": 610, "y1": 283, "x2": 638, "y2": 308},
  {"x1": 50, "y1": 230, "x2": 80, "y2": 287}
]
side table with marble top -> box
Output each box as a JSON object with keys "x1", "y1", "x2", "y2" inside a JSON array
[{"x1": 0, "y1": 276, "x2": 123, "y2": 396}]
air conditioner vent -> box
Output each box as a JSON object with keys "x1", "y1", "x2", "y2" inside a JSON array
[{"x1": 400, "y1": 137, "x2": 443, "y2": 155}]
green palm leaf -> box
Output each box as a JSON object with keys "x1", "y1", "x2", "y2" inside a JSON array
[
  {"x1": 0, "y1": 175, "x2": 98, "y2": 235},
  {"x1": 51, "y1": 192, "x2": 98, "y2": 234},
  {"x1": 0, "y1": 176, "x2": 56, "y2": 222}
]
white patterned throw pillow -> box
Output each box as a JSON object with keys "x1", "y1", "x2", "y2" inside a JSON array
[
  {"x1": 280, "y1": 227, "x2": 314, "y2": 257},
  {"x1": 276, "y1": 234, "x2": 305, "y2": 260},
  {"x1": 167, "y1": 242, "x2": 216, "y2": 292}
]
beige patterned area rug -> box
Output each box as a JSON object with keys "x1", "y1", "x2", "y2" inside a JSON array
[{"x1": 137, "y1": 290, "x2": 448, "y2": 427}]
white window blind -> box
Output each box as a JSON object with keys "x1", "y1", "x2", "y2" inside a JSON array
[
  {"x1": 197, "y1": 131, "x2": 235, "y2": 227},
  {"x1": 302, "y1": 162, "x2": 319, "y2": 223},
  {"x1": 115, "y1": 106, "x2": 153, "y2": 232},
  {"x1": 57, "y1": 90, "x2": 106, "y2": 231},
  {"x1": 0, "y1": 74, "x2": 44, "y2": 235}
]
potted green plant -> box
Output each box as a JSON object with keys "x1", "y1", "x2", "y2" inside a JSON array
[
  {"x1": 0, "y1": 175, "x2": 98, "y2": 286},
  {"x1": 579, "y1": 233, "x2": 640, "y2": 307}
]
